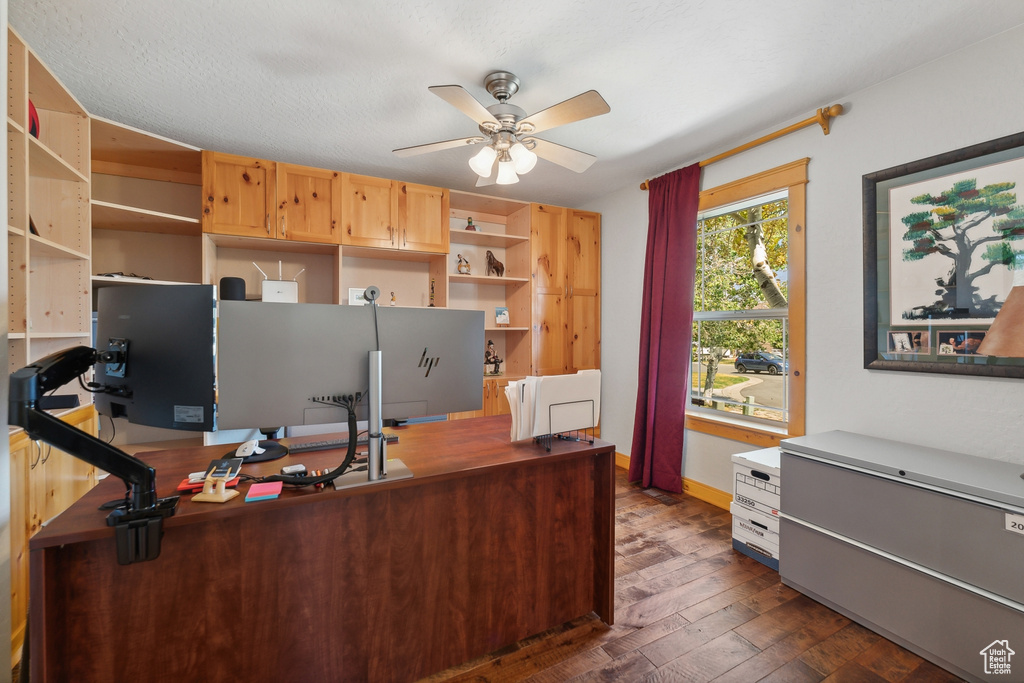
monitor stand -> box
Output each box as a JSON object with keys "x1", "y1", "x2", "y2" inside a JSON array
[{"x1": 225, "y1": 427, "x2": 289, "y2": 463}]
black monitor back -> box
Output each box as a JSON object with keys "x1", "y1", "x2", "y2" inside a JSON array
[{"x1": 94, "y1": 285, "x2": 217, "y2": 431}]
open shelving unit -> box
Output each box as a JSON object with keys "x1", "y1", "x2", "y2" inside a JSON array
[
  {"x1": 7, "y1": 26, "x2": 100, "y2": 667},
  {"x1": 448, "y1": 191, "x2": 533, "y2": 382}
]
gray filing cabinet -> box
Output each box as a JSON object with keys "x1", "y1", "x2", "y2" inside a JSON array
[{"x1": 780, "y1": 431, "x2": 1024, "y2": 683}]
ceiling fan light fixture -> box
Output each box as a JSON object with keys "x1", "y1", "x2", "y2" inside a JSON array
[
  {"x1": 509, "y1": 142, "x2": 537, "y2": 174},
  {"x1": 468, "y1": 145, "x2": 497, "y2": 177},
  {"x1": 496, "y1": 157, "x2": 519, "y2": 185}
]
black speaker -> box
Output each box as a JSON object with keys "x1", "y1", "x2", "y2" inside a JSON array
[{"x1": 219, "y1": 277, "x2": 246, "y2": 301}]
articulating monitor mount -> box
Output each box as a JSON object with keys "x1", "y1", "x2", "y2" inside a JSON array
[{"x1": 9, "y1": 346, "x2": 179, "y2": 565}]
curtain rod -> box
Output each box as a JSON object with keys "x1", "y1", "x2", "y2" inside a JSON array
[{"x1": 640, "y1": 104, "x2": 844, "y2": 190}]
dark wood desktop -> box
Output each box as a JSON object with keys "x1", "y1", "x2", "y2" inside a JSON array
[{"x1": 29, "y1": 415, "x2": 615, "y2": 682}]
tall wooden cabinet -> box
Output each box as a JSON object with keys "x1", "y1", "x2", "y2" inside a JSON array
[{"x1": 531, "y1": 204, "x2": 601, "y2": 375}]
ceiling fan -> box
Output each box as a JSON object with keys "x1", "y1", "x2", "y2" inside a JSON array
[{"x1": 393, "y1": 71, "x2": 610, "y2": 186}]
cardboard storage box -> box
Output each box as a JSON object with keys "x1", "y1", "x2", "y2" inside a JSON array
[
  {"x1": 732, "y1": 446, "x2": 781, "y2": 517},
  {"x1": 730, "y1": 501, "x2": 780, "y2": 570}
]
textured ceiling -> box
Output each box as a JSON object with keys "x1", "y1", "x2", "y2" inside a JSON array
[{"x1": 11, "y1": 0, "x2": 1024, "y2": 208}]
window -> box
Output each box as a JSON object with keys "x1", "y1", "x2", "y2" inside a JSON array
[{"x1": 686, "y1": 160, "x2": 807, "y2": 444}]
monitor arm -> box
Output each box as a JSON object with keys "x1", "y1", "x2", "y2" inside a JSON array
[{"x1": 9, "y1": 346, "x2": 179, "y2": 565}]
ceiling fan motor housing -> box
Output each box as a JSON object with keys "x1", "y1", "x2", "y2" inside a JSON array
[{"x1": 484, "y1": 71, "x2": 520, "y2": 102}]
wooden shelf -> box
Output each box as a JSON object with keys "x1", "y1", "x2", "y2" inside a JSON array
[
  {"x1": 28, "y1": 331, "x2": 91, "y2": 340},
  {"x1": 8, "y1": 332, "x2": 26, "y2": 340},
  {"x1": 27, "y1": 49, "x2": 87, "y2": 115},
  {"x1": 8, "y1": 115, "x2": 23, "y2": 134},
  {"x1": 450, "y1": 229, "x2": 530, "y2": 249},
  {"x1": 449, "y1": 190, "x2": 529, "y2": 218},
  {"x1": 449, "y1": 273, "x2": 530, "y2": 286},
  {"x1": 91, "y1": 116, "x2": 202, "y2": 185},
  {"x1": 206, "y1": 232, "x2": 340, "y2": 256},
  {"x1": 92, "y1": 275, "x2": 195, "y2": 288},
  {"x1": 9, "y1": 224, "x2": 25, "y2": 237},
  {"x1": 29, "y1": 234, "x2": 88, "y2": 260},
  {"x1": 92, "y1": 200, "x2": 201, "y2": 236},
  {"x1": 485, "y1": 326, "x2": 530, "y2": 332},
  {"x1": 28, "y1": 135, "x2": 88, "y2": 182}
]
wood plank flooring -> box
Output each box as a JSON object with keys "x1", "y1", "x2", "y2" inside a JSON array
[{"x1": 422, "y1": 468, "x2": 965, "y2": 683}]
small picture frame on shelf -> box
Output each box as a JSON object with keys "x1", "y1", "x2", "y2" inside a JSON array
[
  {"x1": 348, "y1": 287, "x2": 369, "y2": 306},
  {"x1": 495, "y1": 307, "x2": 510, "y2": 326}
]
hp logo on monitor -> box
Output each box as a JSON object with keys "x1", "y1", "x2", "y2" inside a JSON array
[{"x1": 418, "y1": 348, "x2": 440, "y2": 377}]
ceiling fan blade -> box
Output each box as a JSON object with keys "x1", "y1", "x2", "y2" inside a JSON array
[
  {"x1": 529, "y1": 138, "x2": 597, "y2": 173},
  {"x1": 392, "y1": 136, "x2": 486, "y2": 158},
  {"x1": 428, "y1": 85, "x2": 500, "y2": 128},
  {"x1": 517, "y1": 90, "x2": 610, "y2": 135}
]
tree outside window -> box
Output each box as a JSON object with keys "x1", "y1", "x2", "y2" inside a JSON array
[{"x1": 691, "y1": 192, "x2": 789, "y2": 424}]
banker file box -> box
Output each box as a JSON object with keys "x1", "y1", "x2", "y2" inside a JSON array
[{"x1": 731, "y1": 446, "x2": 781, "y2": 570}]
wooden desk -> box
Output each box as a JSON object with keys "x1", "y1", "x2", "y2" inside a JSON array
[{"x1": 29, "y1": 416, "x2": 615, "y2": 682}]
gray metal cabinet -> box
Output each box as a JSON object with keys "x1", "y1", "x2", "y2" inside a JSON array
[{"x1": 779, "y1": 431, "x2": 1024, "y2": 683}]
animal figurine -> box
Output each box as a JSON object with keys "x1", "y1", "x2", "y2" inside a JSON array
[
  {"x1": 457, "y1": 253, "x2": 471, "y2": 274},
  {"x1": 485, "y1": 250, "x2": 505, "y2": 277}
]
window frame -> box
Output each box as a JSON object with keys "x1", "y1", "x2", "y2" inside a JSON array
[{"x1": 685, "y1": 158, "x2": 808, "y2": 447}]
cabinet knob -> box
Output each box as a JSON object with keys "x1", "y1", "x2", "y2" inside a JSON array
[{"x1": 281, "y1": 214, "x2": 286, "y2": 237}]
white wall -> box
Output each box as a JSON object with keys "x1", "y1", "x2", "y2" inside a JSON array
[{"x1": 589, "y1": 25, "x2": 1024, "y2": 493}]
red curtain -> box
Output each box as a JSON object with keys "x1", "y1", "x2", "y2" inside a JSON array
[{"x1": 628, "y1": 164, "x2": 701, "y2": 492}]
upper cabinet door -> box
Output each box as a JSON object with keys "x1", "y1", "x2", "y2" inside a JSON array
[
  {"x1": 341, "y1": 173, "x2": 396, "y2": 249},
  {"x1": 202, "y1": 151, "x2": 276, "y2": 238},
  {"x1": 395, "y1": 182, "x2": 449, "y2": 254},
  {"x1": 568, "y1": 210, "x2": 601, "y2": 372},
  {"x1": 531, "y1": 203, "x2": 569, "y2": 375},
  {"x1": 276, "y1": 163, "x2": 342, "y2": 244}
]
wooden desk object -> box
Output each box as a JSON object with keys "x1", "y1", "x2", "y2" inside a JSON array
[{"x1": 29, "y1": 416, "x2": 615, "y2": 682}]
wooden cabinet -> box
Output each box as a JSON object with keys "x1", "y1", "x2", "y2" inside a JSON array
[
  {"x1": 9, "y1": 406, "x2": 98, "y2": 665},
  {"x1": 531, "y1": 204, "x2": 601, "y2": 375},
  {"x1": 276, "y1": 162, "x2": 341, "y2": 244},
  {"x1": 449, "y1": 376, "x2": 515, "y2": 420},
  {"x1": 531, "y1": 204, "x2": 569, "y2": 375},
  {"x1": 396, "y1": 181, "x2": 449, "y2": 253},
  {"x1": 340, "y1": 173, "x2": 393, "y2": 248},
  {"x1": 202, "y1": 151, "x2": 277, "y2": 239},
  {"x1": 568, "y1": 210, "x2": 601, "y2": 371},
  {"x1": 342, "y1": 173, "x2": 449, "y2": 253}
]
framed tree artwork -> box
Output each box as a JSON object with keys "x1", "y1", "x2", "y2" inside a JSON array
[{"x1": 863, "y1": 131, "x2": 1024, "y2": 377}]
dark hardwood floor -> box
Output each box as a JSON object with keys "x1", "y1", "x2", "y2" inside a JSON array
[{"x1": 423, "y1": 467, "x2": 965, "y2": 683}]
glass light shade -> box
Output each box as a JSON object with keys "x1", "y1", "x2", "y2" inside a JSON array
[
  {"x1": 468, "y1": 145, "x2": 497, "y2": 177},
  {"x1": 509, "y1": 142, "x2": 537, "y2": 174},
  {"x1": 495, "y1": 159, "x2": 519, "y2": 185}
]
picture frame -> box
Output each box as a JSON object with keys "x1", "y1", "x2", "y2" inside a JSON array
[
  {"x1": 863, "y1": 130, "x2": 1024, "y2": 377},
  {"x1": 495, "y1": 306, "x2": 510, "y2": 326},
  {"x1": 347, "y1": 287, "x2": 368, "y2": 306}
]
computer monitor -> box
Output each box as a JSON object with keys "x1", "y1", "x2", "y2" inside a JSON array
[
  {"x1": 93, "y1": 284, "x2": 218, "y2": 432},
  {"x1": 215, "y1": 300, "x2": 484, "y2": 430}
]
